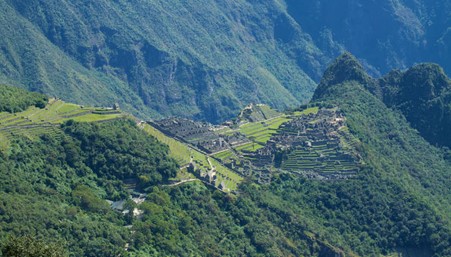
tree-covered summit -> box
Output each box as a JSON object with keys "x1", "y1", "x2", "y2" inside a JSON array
[
  {"x1": 315, "y1": 53, "x2": 451, "y2": 148},
  {"x1": 380, "y1": 63, "x2": 451, "y2": 147}
]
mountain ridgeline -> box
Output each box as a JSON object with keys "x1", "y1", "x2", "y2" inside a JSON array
[
  {"x1": 315, "y1": 52, "x2": 451, "y2": 148},
  {"x1": 1, "y1": 54, "x2": 450, "y2": 256},
  {"x1": 0, "y1": 0, "x2": 449, "y2": 123}
]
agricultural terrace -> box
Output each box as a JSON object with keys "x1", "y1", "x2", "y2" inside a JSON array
[
  {"x1": 144, "y1": 122, "x2": 242, "y2": 191},
  {"x1": 238, "y1": 116, "x2": 291, "y2": 145},
  {"x1": 142, "y1": 123, "x2": 192, "y2": 166},
  {"x1": 0, "y1": 99, "x2": 123, "y2": 143}
]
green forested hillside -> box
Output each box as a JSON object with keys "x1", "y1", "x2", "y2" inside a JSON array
[
  {"x1": 0, "y1": 0, "x2": 319, "y2": 123},
  {"x1": 315, "y1": 53, "x2": 451, "y2": 148},
  {"x1": 379, "y1": 64, "x2": 451, "y2": 148},
  {"x1": 1, "y1": 54, "x2": 450, "y2": 256},
  {"x1": 0, "y1": 0, "x2": 449, "y2": 123},
  {"x1": 0, "y1": 84, "x2": 47, "y2": 113},
  {"x1": 0, "y1": 118, "x2": 178, "y2": 256}
]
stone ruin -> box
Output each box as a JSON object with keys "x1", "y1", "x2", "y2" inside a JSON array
[
  {"x1": 241, "y1": 109, "x2": 361, "y2": 182},
  {"x1": 152, "y1": 118, "x2": 230, "y2": 153}
]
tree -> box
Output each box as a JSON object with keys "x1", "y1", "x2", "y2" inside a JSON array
[{"x1": 1, "y1": 236, "x2": 67, "y2": 257}]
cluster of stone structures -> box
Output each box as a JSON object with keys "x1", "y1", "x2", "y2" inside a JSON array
[
  {"x1": 151, "y1": 118, "x2": 222, "y2": 152},
  {"x1": 242, "y1": 109, "x2": 361, "y2": 181},
  {"x1": 152, "y1": 108, "x2": 361, "y2": 189},
  {"x1": 151, "y1": 117, "x2": 249, "y2": 154}
]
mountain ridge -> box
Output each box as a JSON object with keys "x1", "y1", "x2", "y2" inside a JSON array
[
  {"x1": 0, "y1": 55, "x2": 450, "y2": 256},
  {"x1": 1, "y1": 0, "x2": 449, "y2": 123}
]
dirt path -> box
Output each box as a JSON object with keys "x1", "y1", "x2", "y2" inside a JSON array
[{"x1": 165, "y1": 178, "x2": 199, "y2": 187}]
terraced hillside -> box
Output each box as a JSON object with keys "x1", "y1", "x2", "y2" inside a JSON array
[
  {"x1": 149, "y1": 104, "x2": 362, "y2": 188},
  {"x1": 277, "y1": 109, "x2": 361, "y2": 179},
  {"x1": 142, "y1": 122, "x2": 242, "y2": 192},
  {"x1": 236, "y1": 103, "x2": 283, "y2": 123},
  {"x1": 0, "y1": 98, "x2": 124, "y2": 143},
  {"x1": 2, "y1": 96, "x2": 361, "y2": 192},
  {"x1": 0, "y1": 92, "x2": 242, "y2": 192}
]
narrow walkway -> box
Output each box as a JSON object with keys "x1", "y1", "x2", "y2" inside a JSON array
[{"x1": 164, "y1": 178, "x2": 199, "y2": 187}]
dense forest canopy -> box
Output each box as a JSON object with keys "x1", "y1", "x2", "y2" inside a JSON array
[{"x1": 0, "y1": 84, "x2": 47, "y2": 113}]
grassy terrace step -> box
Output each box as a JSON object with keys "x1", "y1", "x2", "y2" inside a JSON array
[
  {"x1": 0, "y1": 116, "x2": 21, "y2": 124},
  {"x1": 1, "y1": 126, "x2": 61, "y2": 140},
  {"x1": 212, "y1": 150, "x2": 234, "y2": 160},
  {"x1": 234, "y1": 142, "x2": 263, "y2": 152},
  {"x1": 292, "y1": 107, "x2": 319, "y2": 116},
  {"x1": 142, "y1": 123, "x2": 192, "y2": 166},
  {"x1": 0, "y1": 99, "x2": 124, "y2": 147},
  {"x1": 143, "y1": 123, "x2": 242, "y2": 192}
]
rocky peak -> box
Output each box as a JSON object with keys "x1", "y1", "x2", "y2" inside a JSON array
[{"x1": 313, "y1": 52, "x2": 375, "y2": 100}]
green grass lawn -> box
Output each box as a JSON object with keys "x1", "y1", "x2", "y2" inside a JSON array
[
  {"x1": 68, "y1": 113, "x2": 122, "y2": 123},
  {"x1": 0, "y1": 100, "x2": 123, "y2": 147},
  {"x1": 212, "y1": 150, "x2": 234, "y2": 160},
  {"x1": 293, "y1": 107, "x2": 319, "y2": 116},
  {"x1": 12, "y1": 100, "x2": 122, "y2": 124},
  {"x1": 234, "y1": 142, "x2": 263, "y2": 152},
  {"x1": 238, "y1": 116, "x2": 290, "y2": 145},
  {"x1": 142, "y1": 123, "x2": 192, "y2": 166}
]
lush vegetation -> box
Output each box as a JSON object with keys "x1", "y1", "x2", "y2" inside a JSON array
[
  {"x1": 0, "y1": 0, "x2": 319, "y2": 123},
  {"x1": 309, "y1": 81, "x2": 450, "y2": 256},
  {"x1": 0, "y1": 119, "x2": 178, "y2": 256},
  {"x1": 2, "y1": 1, "x2": 448, "y2": 123},
  {"x1": 0, "y1": 84, "x2": 47, "y2": 113},
  {"x1": 1, "y1": 236, "x2": 67, "y2": 257},
  {"x1": 379, "y1": 64, "x2": 451, "y2": 148},
  {"x1": 1, "y1": 57, "x2": 450, "y2": 256},
  {"x1": 315, "y1": 53, "x2": 451, "y2": 150}
]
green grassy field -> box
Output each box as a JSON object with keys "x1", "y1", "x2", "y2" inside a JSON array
[
  {"x1": 143, "y1": 123, "x2": 242, "y2": 191},
  {"x1": 234, "y1": 142, "x2": 264, "y2": 152},
  {"x1": 239, "y1": 116, "x2": 291, "y2": 145},
  {"x1": 212, "y1": 150, "x2": 235, "y2": 160},
  {"x1": 142, "y1": 123, "x2": 192, "y2": 166},
  {"x1": 293, "y1": 106, "x2": 319, "y2": 116},
  {"x1": 0, "y1": 99, "x2": 124, "y2": 146}
]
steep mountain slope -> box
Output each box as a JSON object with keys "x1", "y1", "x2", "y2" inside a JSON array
[
  {"x1": 1, "y1": 55, "x2": 450, "y2": 256},
  {"x1": 1, "y1": 0, "x2": 449, "y2": 123},
  {"x1": 1, "y1": 0, "x2": 321, "y2": 123},
  {"x1": 286, "y1": 0, "x2": 451, "y2": 75},
  {"x1": 0, "y1": 1, "x2": 151, "y2": 117},
  {"x1": 379, "y1": 64, "x2": 451, "y2": 148},
  {"x1": 309, "y1": 54, "x2": 450, "y2": 256},
  {"x1": 315, "y1": 52, "x2": 451, "y2": 148}
]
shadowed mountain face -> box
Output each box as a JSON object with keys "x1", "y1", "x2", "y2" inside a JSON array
[
  {"x1": 0, "y1": 0, "x2": 449, "y2": 123},
  {"x1": 380, "y1": 63, "x2": 451, "y2": 148},
  {"x1": 315, "y1": 52, "x2": 451, "y2": 148},
  {"x1": 285, "y1": 0, "x2": 451, "y2": 76}
]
